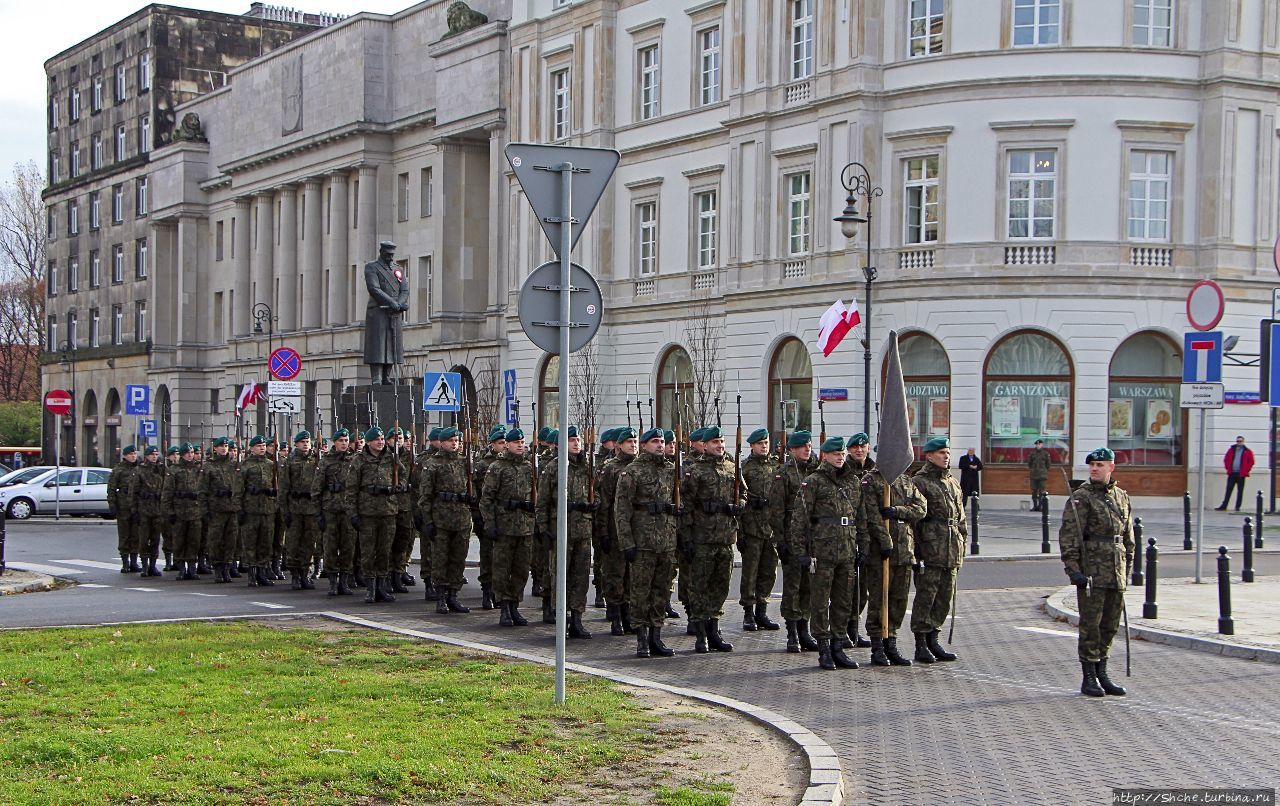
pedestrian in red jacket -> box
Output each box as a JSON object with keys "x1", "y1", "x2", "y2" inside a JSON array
[{"x1": 1216, "y1": 435, "x2": 1255, "y2": 512}]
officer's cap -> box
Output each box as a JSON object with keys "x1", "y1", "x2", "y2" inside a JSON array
[
  {"x1": 293, "y1": 430, "x2": 311, "y2": 443},
  {"x1": 787, "y1": 431, "x2": 812, "y2": 449},
  {"x1": 702, "y1": 426, "x2": 724, "y2": 441},
  {"x1": 848, "y1": 432, "x2": 870, "y2": 447},
  {"x1": 922, "y1": 436, "x2": 950, "y2": 453},
  {"x1": 144, "y1": 445, "x2": 159, "y2": 456},
  {"x1": 212, "y1": 437, "x2": 230, "y2": 447},
  {"x1": 615, "y1": 427, "x2": 638, "y2": 442},
  {"x1": 438, "y1": 426, "x2": 460, "y2": 440},
  {"x1": 378, "y1": 240, "x2": 397, "y2": 251},
  {"x1": 332, "y1": 428, "x2": 350, "y2": 441},
  {"x1": 1086, "y1": 447, "x2": 1115, "y2": 463},
  {"x1": 747, "y1": 428, "x2": 770, "y2": 445},
  {"x1": 663, "y1": 429, "x2": 675, "y2": 443},
  {"x1": 248, "y1": 435, "x2": 266, "y2": 447},
  {"x1": 488, "y1": 425, "x2": 507, "y2": 443},
  {"x1": 640, "y1": 428, "x2": 664, "y2": 444},
  {"x1": 364, "y1": 426, "x2": 385, "y2": 441},
  {"x1": 821, "y1": 436, "x2": 846, "y2": 453},
  {"x1": 123, "y1": 444, "x2": 138, "y2": 455},
  {"x1": 505, "y1": 427, "x2": 526, "y2": 442}
]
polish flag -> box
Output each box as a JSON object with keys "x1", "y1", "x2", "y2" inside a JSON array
[
  {"x1": 236, "y1": 381, "x2": 264, "y2": 414},
  {"x1": 816, "y1": 299, "x2": 861, "y2": 357}
]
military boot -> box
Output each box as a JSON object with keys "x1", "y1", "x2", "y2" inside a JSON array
[
  {"x1": 119, "y1": 553, "x2": 130, "y2": 573},
  {"x1": 424, "y1": 577, "x2": 439, "y2": 601},
  {"x1": 401, "y1": 571, "x2": 417, "y2": 587},
  {"x1": 830, "y1": 641, "x2": 859, "y2": 669},
  {"x1": 272, "y1": 559, "x2": 285, "y2": 580},
  {"x1": 648, "y1": 625, "x2": 674, "y2": 657},
  {"x1": 742, "y1": 605, "x2": 758, "y2": 632},
  {"x1": 870, "y1": 638, "x2": 891, "y2": 666},
  {"x1": 228, "y1": 562, "x2": 241, "y2": 579},
  {"x1": 796, "y1": 619, "x2": 820, "y2": 652},
  {"x1": 509, "y1": 602, "x2": 529, "y2": 626},
  {"x1": 693, "y1": 620, "x2": 709, "y2": 654},
  {"x1": 291, "y1": 571, "x2": 303, "y2": 590},
  {"x1": 436, "y1": 588, "x2": 451, "y2": 614},
  {"x1": 129, "y1": 553, "x2": 142, "y2": 572},
  {"x1": 542, "y1": 597, "x2": 555, "y2": 624},
  {"x1": 884, "y1": 637, "x2": 912, "y2": 666},
  {"x1": 480, "y1": 582, "x2": 494, "y2": 610},
  {"x1": 378, "y1": 576, "x2": 397, "y2": 602},
  {"x1": 364, "y1": 576, "x2": 378, "y2": 604},
  {"x1": 185, "y1": 561, "x2": 199, "y2": 580},
  {"x1": 665, "y1": 601, "x2": 680, "y2": 619},
  {"x1": 593, "y1": 586, "x2": 605, "y2": 608},
  {"x1": 257, "y1": 566, "x2": 275, "y2": 586},
  {"x1": 328, "y1": 573, "x2": 340, "y2": 596},
  {"x1": 706, "y1": 619, "x2": 733, "y2": 652},
  {"x1": 754, "y1": 603, "x2": 780, "y2": 630},
  {"x1": 300, "y1": 569, "x2": 315, "y2": 590},
  {"x1": 849, "y1": 621, "x2": 871, "y2": 648},
  {"x1": 568, "y1": 610, "x2": 592, "y2": 639},
  {"x1": 817, "y1": 639, "x2": 836, "y2": 671},
  {"x1": 163, "y1": 551, "x2": 175, "y2": 572},
  {"x1": 446, "y1": 591, "x2": 470, "y2": 614},
  {"x1": 785, "y1": 621, "x2": 801, "y2": 653},
  {"x1": 498, "y1": 602, "x2": 514, "y2": 627},
  {"x1": 913, "y1": 632, "x2": 936, "y2": 664},
  {"x1": 686, "y1": 621, "x2": 698, "y2": 635},
  {"x1": 635, "y1": 625, "x2": 651, "y2": 658},
  {"x1": 197, "y1": 557, "x2": 213, "y2": 575},
  {"x1": 608, "y1": 605, "x2": 625, "y2": 637},
  {"x1": 926, "y1": 630, "x2": 957, "y2": 662},
  {"x1": 145, "y1": 557, "x2": 162, "y2": 577},
  {"x1": 1080, "y1": 661, "x2": 1105, "y2": 697},
  {"x1": 388, "y1": 573, "x2": 408, "y2": 594},
  {"x1": 1096, "y1": 659, "x2": 1126, "y2": 696},
  {"x1": 620, "y1": 603, "x2": 635, "y2": 634},
  {"x1": 353, "y1": 570, "x2": 367, "y2": 589},
  {"x1": 337, "y1": 573, "x2": 354, "y2": 595},
  {"x1": 247, "y1": 566, "x2": 260, "y2": 587}
]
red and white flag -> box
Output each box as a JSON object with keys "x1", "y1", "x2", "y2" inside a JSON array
[
  {"x1": 816, "y1": 299, "x2": 861, "y2": 357},
  {"x1": 235, "y1": 381, "x2": 264, "y2": 414}
]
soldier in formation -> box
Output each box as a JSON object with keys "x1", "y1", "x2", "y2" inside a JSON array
[
  {"x1": 910, "y1": 437, "x2": 965, "y2": 664},
  {"x1": 844, "y1": 433, "x2": 876, "y2": 648},
  {"x1": 162, "y1": 443, "x2": 205, "y2": 581},
  {"x1": 281, "y1": 431, "x2": 321, "y2": 590},
  {"x1": 480, "y1": 427, "x2": 535, "y2": 626},
  {"x1": 109, "y1": 445, "x2": 140, "y2": 573},
  {"x1": 738, "y1": 428, "x2": 780, "y2": 632},
  {"x1": 771, "y1": 431, "x2": 820, "y2": 653},
  {"x1": 419, "y1": 426, "x2": 473, "y2": 615},
  {"x1": 201, "y1": 436, "x2": 241, "y2": 584},
  {"x1": 346, "y1": 427, "x2": 402, "y2": 604},
  {"x1": 614, "y1": 428, "x2": 678, "y2": 657},
  {"x1": 595, "y1": 427, "x2": 637, "y2": 635},
  {"x1": 680, "y1": 425, "x2": 744, "y2": 653},
  {"x1": 241, "y1": 435, "x2": 280, "y2": 587},
  {"x1": 535, "y1": 425, "x2": 595, "y2": 639},
  {"x1": 130, "y1": 445, "x2": 167, "y2": 578},
  {"x1": 315, "y1": 428, "x2": 356, "y2": 596},
  {"x1": 861, "y1": 460, "x2": 926, "y2": 667}
]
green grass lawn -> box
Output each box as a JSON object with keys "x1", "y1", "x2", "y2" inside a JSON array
[{"x1": 0, "y1": 620, "x2": 660, "y2": 804}]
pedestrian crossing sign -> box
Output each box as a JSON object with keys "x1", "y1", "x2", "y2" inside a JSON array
[{"x1": 423, "y1": 372, "x2": 462, "y2": 412}]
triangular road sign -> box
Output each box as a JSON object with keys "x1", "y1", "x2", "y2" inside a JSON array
[{"x1": 505, "y1": 142, "x2": 620, "y2": 259}]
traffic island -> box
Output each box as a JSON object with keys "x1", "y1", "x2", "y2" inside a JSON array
[{"x1": 0, "y1": 569, "x2": 61, "y2": 595}]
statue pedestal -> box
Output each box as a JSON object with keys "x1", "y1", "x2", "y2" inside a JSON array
[{"x1": 339, "y1": 384, "x2": 434, "y2": 435}]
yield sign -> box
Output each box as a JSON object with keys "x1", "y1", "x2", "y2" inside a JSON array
[
  {"x1": 269, "y1": 347, "x2": 302, "y2": 381},
  {"x1": 505, "y1": 142, "x2": 620, "y2": 259}
]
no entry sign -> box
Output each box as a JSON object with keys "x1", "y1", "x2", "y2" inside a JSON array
[{"x1": 44, "y1": 389, "x2": 72, "y2": 416}]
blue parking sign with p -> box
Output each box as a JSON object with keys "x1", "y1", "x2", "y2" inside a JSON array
[
  {"x1": 125, "y1": 384, "x2": 151, "y2": 415},
  {"x1": 140, "y1": 419, "x2": 158, "y2": 438},
  {"x1": 505, "y1": 397, "x2": 519, "y2": 426}
]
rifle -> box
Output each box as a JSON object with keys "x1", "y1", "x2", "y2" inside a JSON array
[
  {"x1": 714, "y1": 396, "x2": 722, "y2": 430},
  {"x1": 626, "y1": 381, "x2": 632, "y2": 430},
  {"x1": 464, "y1": 390, "x2": 475, "y2": 500},
  {"x1": 777, "y1": 378, "x2": 786, "y2": 463},
  {"x1": 733, "y1": 392, "x2": 743, "y2": 504},
  {"x1": 587, "y1": 396, "x2": 596, "y2": 505},
  {"x1": 818, "y1": 401, "x2": 827, "y2": 456},
  {"x1": 673, "y1": 382, "x2": 683, "y2": 512},
  {"x1": 530, "y1": 400, "x2": 539, "y2": 515},
  {"x1": 648, "y1": 396, "x2": 654, "y2": 433}
]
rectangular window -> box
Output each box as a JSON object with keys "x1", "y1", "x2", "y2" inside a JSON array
[
  {"x1": 47, "y1": 316, "x2": 57, "y2": 352},
  {"x1": 68, "y1": 311, "x2": 77, "y2": 348},
  {"x1": 91, "y1": 75, "x2": 103, "y2": 112},
  {"x1": 115, "y1": 124, "x2": 126, "y2": 161},
  {"x1": 135, "y1": 300, "x2": 147, "y2": 342},
  {"x1": 787, "y1": 172, "x2": 812, "y2": 255},
  {"x1": 114, "y1": 63, "x2": 126, "y2": 100},
  {"x1": 420, "y1": 167, "x2": 432, "y2": 217},
  {"x1": 1128, "y1": 150, "x2": 1171, "y2": 241},
  {"x1": 68, "y1": 201, "x2": 78, "y2": 236},
  {"x1": 112, "y1": 244, "x2": 124, "y2": 283},
  {"x1": 791, "y1": 0, "x2": 815, "y2": 80},
  {"x1": 139, "y1": 115, "x2": 150, "y2": 153},
  {"x1": 636, "y1": 201, "x2": 657, "y2": 276},
  {"x1": 698, "y1": 27, "x2": 721, "y2": 105},
  {"x1": 68, "y1": 257, "x2": 78, "y2": 293},
  {"x1": 48, "y1": 260, "x2": 57, "y2": 297},
  {"x1": 135, "y1": 238, "x2": 148, "y2": 279},
  {"x1": 89, "y1": 250, "x2": 100, "y2": 287},
  {"x1": 69, "y1": 87, "x2": 80, "y2": 121},
  {"x1": 909, "y1": 0, "x2": 945, "y2": 57},
  {"x1": 215, "y1": 220, "x2": 225, "y2": 261},
  {"x1": 112, "y1": 304, "x2": 123, "y2": 345},
  {"x1": 49, "y1": 151, "x2": 59, "y2": 183},
  {"x1": 90, "y1": 308, "x2": 99, "y2": 347},
  {"x1": 695, "y1": 190, "x2": 718, "y2": 269},
  {"x1": 551, "y1": 68, "x2": 571, "y2": 141},
  {"x1": 91, "y1": 134, "x2": 103, "y2": 170},
  {"x1": 1012, "y1": 0, "x2": 1060, "y2": 46},
  {"x1": 396, "y1": 172, "x2": 409, "y2": 221},
  {"x1": 230, "y1": 218, "x2": 236, "y2": 259},
  {"x1": 138, "y1": 51, "x2": 151, "y2": 92},
  {"x1": 70, "y1": 142, "x2": 80, "y2": 177},
  {"x1": 112, "y1": 185, "x2": 123, "y2": 223},
  {"x1": 135, "y1": 177, "x2": 148, "y2": 216},
  {"x1": 904, "y1": 155, "x2": 940, "y2": 244},
  {"x1": 48, "y1": 208, "x2": 56, "y2": 240},
  {"x1": 1007, "y1": 149, "x2": 1057, "y2": 238},
  {"x1": 638, "y1": 45, "x2": 660, "y2": 121},
  {"x1": 89, "y1": 192, "x2": 100, "y2": 229},
  {"x1": 1133, "y1": 0, "x2": 1173, "y2": 47},
  {"x1": 49, "y1": 95, "x2": 58, "y2": 129}
]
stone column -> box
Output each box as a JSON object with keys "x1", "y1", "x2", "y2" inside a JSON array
[
  {"x1": 277, "y1": 185, "x2": 298, "y2": 332},
  {"x1": 301, "y1": 179, "x2": 323, "y2": 329},
  {"x1": 356, "y1": 164, "x2": 378, "y2": 319},
  {"x1": 251, "y1": 192, "x2": 275, "y2": 317},
  {"x1": 232, "y1": 197, "x2": 252, "y2": 337},
  {"x1": 327, "y1": 172, "x2": 349, "y2": 325},
  {"x1": 176, "y1": 215, "x2": 200, "y2": 346}
]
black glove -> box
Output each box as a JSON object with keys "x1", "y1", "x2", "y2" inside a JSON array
[
  {"x1": 879, "y1": 506, "x2": 899, "y2": 521},
  {"x1": 350, "y1": 515, "x2": 361, "y2": 530},
  {"x1": 422, "y1": 522, "x2": 436, "y2": 539},
  {"x1": 536, "y1": 531, "x2": 551, "y2": 547},
  {"x1": 880, "y1": 546, "x2": 893, "y2": 560},
  {"x1": 727, "y1": 503, "x2": 745, "y2": 516},
  {"x1": 168, "y1": 514, "x2": 176, "y2": 525},
  {"x1": 600, "y1": 537, "x2": 614, "y2": 554},
  {"x1": 413, "y1": 513, "x2": 424, "y2": 531},
  {"x1": 1068, "y1": 571, "x2": 1088, "y2": 587},
  {"x1": 237, "y1": 511, "x2": 247, "y2": 526},
  {"x1": 775, "y1": 543, "x2": 791, "y2": 563},
  {"x1": 485, "y1": 527, "x2": 498, "y2": 539},
  {"x1": 680, "y1": 541, "x2": 696, "y2": 561},
  {"x1": 796, "y1": 554, "x2": 811, "y2": 570},
  {"x1": 283, "y1": 513, "x2": 293, "y2": 528},
  {"x1": 913, "y1": 560, "x2": 925, "y2": 575},
  {"x1": 624, "y1": 547, "x2": 637, "y2": 563},
  {"x1": 584, "y1": 501, "x2": 600, "y2": 512},
  {"x1": 317, "y1": 514, "x2": 326, "y2": 532}
]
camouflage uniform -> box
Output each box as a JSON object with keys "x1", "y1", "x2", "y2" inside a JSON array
[
  {"x1": 419, "y1": 448, "x2": 474, "y2": 599},
  {"x1": 200, "y1": 451, "x2": 242, "y2": 573},
  {"x1": 1029, "y1": 447, "x2": 1051, "y2": 508},
  {"x1": 862, "y1": 471, "x2": 927, "y2": 640},
  {"x1": 161, "y1": 456, "x2": 205, "y2": 571},
  {"x1": 481, "y1": 451, "x2": 535, "y2": 608},
  {"x1": 535, "y1": 451, "x2": 594, "y2": 615},
  {"x1": 128, "y1": 459, "x2": 167, "y2": 569},
  {"x1": 770, "y1": 454, "x2": 819, "y2": 622},
  {"x1": 910, "y1": 462, "x2": 967, "y2": 635},
  {"x1": 530, "y1": 447, "x2": 552, "y2": 595},
  {"x1": 344, "y1": 446, "x2": 401, "y2": 580},
  {"x1": 107, "y1": 458, "x2": 140, "y2": 567},
  {"x1": 615, "y1": 451, "x2": 678, "y2": 629},
  {"x1": 471, "y1": 447, "x2": 500, "y2": 591},
  {"x1": 593, "y1": 452, "x2": 635, "y2": 615},
  {"x1": 240, "y1": 453, "x2": 280, "y2": 571},
  {"x1": 313, "y1": 447, "x2": 356, "y2": 577},
  {"x1": 1059, "y1": 480, "x2": 1133, "y2": 662},
  {"x1": 681, "y1": 452, "x2": 746, "y2": 623},
  {"x1": 390, "y1": 444, "x2": 418, "y2": 585},
  {"x1": 846, "y1": 458, "x2": 877, "y2": 631},
  {"x1": 280, "y1": 448, "x2": 322, "y2": 585},
  {"x1": 738, "y1": 451, "x2": 779, "y2": 613}
]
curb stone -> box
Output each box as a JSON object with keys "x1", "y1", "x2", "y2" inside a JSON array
[
  {"x1": 1044, "y1": 586, "x2": 1280, "y2": 665},
  {"x1": 320, "y1": 611, "x2": 844, "y2": 806},
  {"x1": 0, "y1": 572, "x2": 59, "y2": 595}
]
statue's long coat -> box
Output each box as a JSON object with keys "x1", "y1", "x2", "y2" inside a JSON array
[{"x1": 363, "y1": 258, "x2": 410, "y2": 365}]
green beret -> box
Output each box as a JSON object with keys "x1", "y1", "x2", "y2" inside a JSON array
[
  {"x1": 181, "y1": 443, "x2": 195, "y2": 453},
  {"x1": 663, "y1": 429, "x2": 675, "y2": 443},
  {"x1": 505, "y1": 427, "x2": 525, "y2": 442},
  {"x1": 615, "y1": 427, "x2": 638, "y2": 441},
  {"x1": 546, "y1": 428, "x2": 559, "y2": 444},
  {"x1": 294, "y1": 430, "x2": 311, "y2": 443},
  {"x1": 922, "y1": 436, "x2": 949, "y2": 453},
  {"x1": 332, "y1": 428, "x2": 350, "y2": 441},
  {"x1": 364, "y1": 426, "x2": 385, "y2": 441},
  {"x1": 248, "y1": 435, "x2": 266, "y2": 447},
  {"x1": 144, "y1": 445, "x2": 159, "y2": 456},
  {"x1": 566, "y1": 425, "x2": 580, "y2": 438},
  {"x1": 1086, "y1": 447, "x2": 1115, "y2": 463},
  {"x1": 821, "y1": 436, "x2": 846, "y2": 453},
  {"x1": 600, "y1": 427, "x2": 617, "y2": 444},
  {"x1": 122, "y1": 444, "x2": 138, "y2": 455},
  {"x1": 689, "y1": 428, "x2": 705, "y2": 442},
  {"x1": 428, "y1": 427, "x2": 442, "y2": 441},
  {"x1": 212, "y1": 437, "x2": 230, "y2": 447},
  {"x1": 787, "y1": 431, "x2": 811, "y2": 449},
  {"x1": 640, "y1": 427, "x2": 664, "y2": 443},
  {"x1": 702, "y1": 426, "x2": 724, "y2": 441},
  {"x1": 488, "y1": 425, "x2": 507, "y2": 443},
  {"x1": 167, "y1": 445, "x2": 180, "y2": 455},
  {"x1": 747, "y1": 428, "x2": 769, "y2": 444},
  {"x1": 848, "y1": 432, "x2": 869, "y2": 446},
  {"x1": 438, "y1": 426, "x2": 460, "y2": 440},
  {"x1": 537, "y1": 426, "x2": 552, "y2": 442}
]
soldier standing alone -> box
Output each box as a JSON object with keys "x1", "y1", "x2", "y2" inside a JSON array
[
  {"x1": 1029, "y1": 439, "x2": 1052, "y2": 511},
  {"x1": 910, "y1": 437, "x2": 965, "y2": 663}
]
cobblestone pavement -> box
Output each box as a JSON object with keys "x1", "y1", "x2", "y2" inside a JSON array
[{"x1": 366, "y1": 588, "x2": 1280, "y2": 805}]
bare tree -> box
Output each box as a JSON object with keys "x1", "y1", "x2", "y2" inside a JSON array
[
  {"x1": 682, "y1": 300, "x2": 725, "y2": 428},
  {"x1": 569, "y1": 340, "x2": 601, "y2": 442},
  {"x1": 0, "y1": 161, "x2": 45, "y2": 402},
  {"x1": 472, "y1": 355, "x2": 502, "y2": 433}
]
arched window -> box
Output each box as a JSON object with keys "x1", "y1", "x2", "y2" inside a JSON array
[
  {"x1": 983, "y1": 331, "x2": 1073, "y2": 467},
  {"x1": 897, "y1": 332, "x2": 951, "y2": 458},
  {"x1": 1109, "y1": 332, "x2": 1183, "y2": 468},
  {"x1": 769, "y1": 338, "x2": 812, "y2": 436},
  {"x1": 656, "y1": 347, "x2": 693, "y2": 431},
  {"x1": 156, "y1": 385, "x2": 172, "y2": 448},
  {"x1": 538, "y1": 355, "x2": 559, "y2": 431},
  {"x1": 104, "y1": 388, "x2": 121, "y2": 461},
  {"x1": 82, "y1": 389, "x2": 99, "y2": 467}
]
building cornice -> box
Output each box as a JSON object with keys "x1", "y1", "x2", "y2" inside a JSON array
[
  {"x1": 989, "y1": 118, "x2": 1076, "y2": 131},
  {"x1": 218, "y1": 110, "x2": 435, "y2": 175}
]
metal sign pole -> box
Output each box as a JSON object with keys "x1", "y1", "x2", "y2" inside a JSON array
[
  {"x1": 54, "y1": 414, "x2": 61, "y2": 520},
  {"x1": 1196, "y1": 408, "x2": 1206, "y2": 583},
  {"x1": 1271, "y1": 407, "x2": 1277, "y2": 515},
  {"x1": 554, "y1": 162, "x2": 573, "y2": 706}
]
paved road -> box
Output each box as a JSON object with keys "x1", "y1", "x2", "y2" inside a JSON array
[{"x1": 4, "y1": 521, "x2": 1280, "y2": 804}]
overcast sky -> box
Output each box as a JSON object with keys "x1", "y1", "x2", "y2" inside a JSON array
[{"x1": 0, "y1": 0, "x2": 411, "y2": 178}]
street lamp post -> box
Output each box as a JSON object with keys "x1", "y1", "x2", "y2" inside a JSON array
[
  {"x1": 253, "y1": 302, "x2": 277, "y2": 439},
  {"x1": 833, "y1": 161, "x2": 883, "y2": 437},
  {"x1": 59, "y1": 340, "x2": 77, "y2": 466}
]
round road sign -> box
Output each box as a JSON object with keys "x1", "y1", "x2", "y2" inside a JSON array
[
  {"x1": 269, "y1": 347, "x2": 302, "y2": 381},
  {"x1": 517, "y1": 261, "x2": 603, "y2": 354},
  {"x1": 44, "y1": 389, "x2": 73, "y2": 416},
  {"x1": 1273, "y1": 234, "x2": 1280, "y2": 276},
  {"x1": 1186, "y1": 280, "x2": 1225, "y2": 332}
]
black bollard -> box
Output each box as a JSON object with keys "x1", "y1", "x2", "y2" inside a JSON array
[
  {"x1": 1216, "y1": 546, "x2": 1234, "y2": 636},
  {"x1": 1040, "y1": 491, "x2": 1051, "y2": 553},
  {"x1": 969, "y1": 495, "x2": 980, "y2": 556},
  {"x1": 1243, "y1": 518, "x2": 1255, "y2": 583},
  {"x1": 1183, "y1": 492, "x2": 1193, "y2": 550},
  {"x1": 1256, "y1": 491, "x2": 1265, "y2": 547},
  {"x1": 1132, "y1": 517, "x2": 1144, "y2": 586},
  {"x1": 1142, "y1": 538, "x2": 1158, "y2": 619}
]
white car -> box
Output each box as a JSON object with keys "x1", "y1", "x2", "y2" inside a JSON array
[{"x1": 0, "y1": 467, "x2": 114, "y2": 520}]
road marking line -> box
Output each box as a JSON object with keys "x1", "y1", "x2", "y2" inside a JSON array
[
  {"x1": 249, "y1": 602, "x2": 293, "y2": 610},
  {"x1": 184, "y1": 592, "x2": 227, "y2": 598},
  {"x1": 1016, "y1": 626, "x2": 1076, "y2": 638},
  {"x1": 54, "y1": 558, "x2": 124, "y2": 570},
  {"x1": 77, "y1": 583, "x2": 113, "y2": 589},
  {"x1": 123, "y1": 587, "x2": 162, "y2": 592},
  {"x1": 8, "y1": 562, "x2": 85, "y2": 576}
]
